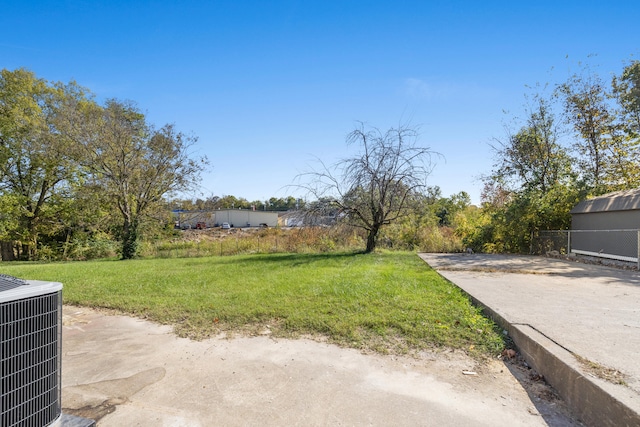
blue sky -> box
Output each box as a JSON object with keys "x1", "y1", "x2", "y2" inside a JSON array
[{"x1": 2, "y1": 1, "x2": 639, "y2": 204}]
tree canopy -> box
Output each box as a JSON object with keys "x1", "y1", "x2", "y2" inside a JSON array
[
  {"x1": 4, "y1": 58, "x2": 640, "y2": 260},
  {"x1": 478, "y1": 60, "x2": 640, "y2": 253},
  {"x1": 0, "y1": 68, "x2": 207, "y2": 260},
  {"x1": 0, "y1": 69, "x2": 90, "y2": 259}
]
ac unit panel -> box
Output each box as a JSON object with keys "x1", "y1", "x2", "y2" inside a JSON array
[{"x1": 1, "y1": 279, "x2": 63, "y2": 427}]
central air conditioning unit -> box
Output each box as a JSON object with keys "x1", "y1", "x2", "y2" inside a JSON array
[{"x1": 0, "y1": 274, "x2": 63, "y2": 427}]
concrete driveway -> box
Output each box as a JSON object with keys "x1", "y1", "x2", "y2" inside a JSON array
[
  {"x1": 419, "y1": 253, "x2": 640, "y2": 427},
  {"x1": 61, "y1": 305, "x2": 579, "y2": 426}
]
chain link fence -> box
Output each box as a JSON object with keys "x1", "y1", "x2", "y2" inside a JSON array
[{"x1": 533, "y1": 230, "x2": 570, "y2": 255}]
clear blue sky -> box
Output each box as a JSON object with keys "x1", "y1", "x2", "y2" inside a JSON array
[{"x1": 2, "y1": 1, "x2": 639, "y2": 204}]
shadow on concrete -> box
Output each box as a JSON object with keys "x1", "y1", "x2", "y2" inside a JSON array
[
  {"x1": 502, "y1": 356, "x2": 585, "y2": 427},
  {"x1": 426, "y1": 253, "x2": 640, "y2": 287}
]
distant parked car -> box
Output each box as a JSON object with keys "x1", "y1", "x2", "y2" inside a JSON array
[
  {"x1": 221, "y1": 222, "x2": 231, "y2": 229},
  {"x1": 195, "y1": 222, "x2": 206, "y2": 230}
]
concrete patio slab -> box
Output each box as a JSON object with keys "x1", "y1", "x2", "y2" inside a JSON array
[
  {"x1": 61, "y1": 304, "x2": 579, "y2": 426},
  {"x1": 419, "y1": 253, "x2": 640, "y2": 427}
]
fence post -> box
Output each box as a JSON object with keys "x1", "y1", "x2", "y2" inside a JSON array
[
  {"x1": 530, "y1": 231, "x2": 534, "y2": 254},
  {"x1": 567, "y1": 230, "x2": 571, "y2": 256}
]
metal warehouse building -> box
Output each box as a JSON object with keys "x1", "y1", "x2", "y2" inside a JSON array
[
  {"x1": 214, "y1": 209, "x2": 278, "y2": 228},
  {"x1": 570, "y1": 189, "x2": 640, "y2": 262},
  {"x1": 174, "y1": 209, "x2": 279, "y2": 229}
]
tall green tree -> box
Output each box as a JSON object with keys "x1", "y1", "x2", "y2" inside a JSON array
[
  {"x1": 72, "y1": 99, "x2": 208, "y2": 259},
  {"x1": 476, "y1": 59, "x2": 640, "y2": 254},
  {"x1": 491, "y1": 95, "x2": 571, "y2": 193},
  {"x1": 613, "y1": 60, "x2": 640, "y2": 138},
  {"x1": 481, "y1": 93, "x2": 579, "y2": 253},
  {"x1": 266, "y1": 196, "x2": 303, "y2": 210},
  {"x1": 557, "y1": 67, "x2": 640, "y2": 192},
  {"x1": 611, "y1": 61, "x2": 640, "y2": 186},
  {"x1": 0, "y1": 68, "x2": 87, "y2": 259},
  {"x1": 558, "y1": 70, "x2": 611, "y2": 192},
  {"x1": 428, "y1": 189, "x2": 471, "y2": 227}
]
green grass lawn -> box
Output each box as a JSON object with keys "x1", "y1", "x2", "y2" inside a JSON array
[{"x1": 1, "y1": 251, "x2": 504, "y2": 356}]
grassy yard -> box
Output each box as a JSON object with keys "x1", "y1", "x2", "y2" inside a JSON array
[{"x1": 1, "y1": 251, "x2": 504, "y2": 356}]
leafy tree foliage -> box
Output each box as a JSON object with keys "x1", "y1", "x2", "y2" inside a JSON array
[
  {"x1": 490, "y1": 95, "x2": 572, "y2": 193},
  {"x1": 478, "y1": 91, "x2": 584, "y2": 253},
  {"x1": 0, "y1": 69, "x2": 89, "y2": 259},
  {"x1": 611, "y1": 60, "x2": 640, "y2": 185},
  {"x1": 613, "y1": 61, "x2": 640, "y2": 135},
  {"x1": 434, "y1": 191, "x2": 471, "y2": 227},
  {"x1": 0, "y1": 68, "x2": 207, "y2": 260},
  {"x1": 476, "y1": 60, "x2": 640, "y2": 254},
  {"x1": 378, "y1": 187, "x2": 471, "y2": 252},
  {"x1": 558, "y1": 63, "x2": 640, "y2": 193},
  {"x1": 267, "y1": 196, "x2": 304, "y2": 211},
  {"x1": 70, "y1": 99, "x2": 207, "y2": 259},
  {"x1": 172, "y1": 195, "x2": 305, "y2": 212},
  {"x1": 474, "y1": 182, "x2": 581, "y2": 253},
  {"x1": 557, "y1": 70, "x2": 612, "y2": 192}
]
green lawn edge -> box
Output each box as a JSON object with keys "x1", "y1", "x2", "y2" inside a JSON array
[{"x1": 1, "y1": 251, "x2": 505, "y2": 357}]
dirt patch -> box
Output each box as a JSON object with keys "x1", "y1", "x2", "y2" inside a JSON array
[
  {"x1": 178, "y1": 227, "x2": 263, "y2": 243},
  {"x1": 437, "y1": 266, "x2": 552, "y2": 275},
  {"x1": 574, "y1": 354, "x2": 629, "y2": 386},
  {"x1": 548, "y1": 252, "x2": 639, "y2": 271}
]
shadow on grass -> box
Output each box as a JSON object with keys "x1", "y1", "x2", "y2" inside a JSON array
[{"x1": 210, "y1": 251, "x2": 366, "y2": 267}]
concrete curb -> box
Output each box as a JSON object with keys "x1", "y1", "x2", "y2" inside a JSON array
[{"x1": 466, "y1": 292, "x2": 640, "y2": 427}]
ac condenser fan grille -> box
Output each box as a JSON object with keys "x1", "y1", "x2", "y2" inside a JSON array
[{"x1": 1, "y1": 283, "x2": 62, "y2": 427}]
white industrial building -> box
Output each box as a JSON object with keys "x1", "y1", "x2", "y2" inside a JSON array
[
  {"x1": 173, "y1": 210, "x2": 216, "y2": 229},
  {"x1": 213, "y1": 209, "x2": 278, "y2": 228},
  {"x1": 173, "y1": 209, "x2": 279, "y2": 229}
]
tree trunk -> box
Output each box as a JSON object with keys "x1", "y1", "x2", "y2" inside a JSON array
[
  {"x1": 20, "y1": 242, "x2": 32, "y2": 261},
  {"x1": 121, "y1": 218, "x2": 139, "y2": 260},
  {"x1": 1, "y1": 241, "x2": 17, "y2": 261},
  {"x1": 365, "y1": 224, "x2": 380, "y2": 253}
]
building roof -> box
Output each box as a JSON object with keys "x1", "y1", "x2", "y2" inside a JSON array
[{"x1": 570, "y1": 188, "x2": 640, "y2": 214}]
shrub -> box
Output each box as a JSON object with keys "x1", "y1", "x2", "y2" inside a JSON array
[{"x1": 66, "y1": 232, "x2": 119, "y2": 260}]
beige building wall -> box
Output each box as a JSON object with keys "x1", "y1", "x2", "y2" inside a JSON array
[
  {"x1": 214, "y1": 209, "x2": 278, "y2": 227},
  {"x1": 176, "y1": 211, "x2": 216, "y2": 229}
]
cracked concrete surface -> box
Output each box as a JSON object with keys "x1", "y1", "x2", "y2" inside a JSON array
[{"x1": 61, "y1": 306, "x2": 579, "y2": 426}]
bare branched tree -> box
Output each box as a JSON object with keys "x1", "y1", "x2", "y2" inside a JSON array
[{"x1": 298, "y1": 123, "x2": 436, "y2": 253}]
